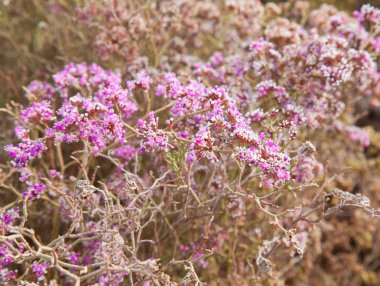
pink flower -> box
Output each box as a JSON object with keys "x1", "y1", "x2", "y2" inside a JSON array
[
  {"x1": 20, "y1": 101, "x2": 55, "y2": 124},
  {"x1": 5, "y1": 139, "x2": 47, "y2": 170},
  {"x1": 14, "y1": 126, "x2": 29, "y2": 139},
  {"x1": 32, "y1": 261, "x2": 50, "y2": 282},
  {"x1": 137, "y1": 112, "x2": 169, "y2": 153},
  {"x1": 23, "y1": 182, "x2": 46, "y2": 200},
  {"x1": 127, "y1": 71, "x2": 152, "y2": 91},
  {"x1": 347, "y1": 126, "x2": 370, "y2": 147}
]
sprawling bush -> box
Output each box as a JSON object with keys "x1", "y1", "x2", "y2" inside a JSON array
[{"x1": 1, "y1": 1, "x2": 380, "y2": 285}]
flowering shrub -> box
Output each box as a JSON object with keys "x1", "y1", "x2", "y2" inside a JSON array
[{"x1": 1, "y1": 1, "x2": 380, "y2": 285}]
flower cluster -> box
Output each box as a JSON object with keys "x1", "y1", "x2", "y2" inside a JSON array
[
  {"x1": 0, "y1": 208, "x2": 19, "y2": 233},
  {"x1": 20, "y1": 101, "x2": 55, "y2": 124},
  {"x1": 1, "y1": 1, "x2": 380, "y2": 286},
  {"x1": 31, "y1": 261, "x2": 50, "y2": 282},
  {"x1": 23, "y1": 182, "x2": 46, "y2": 200},
  {"x1": 5, "y1": 139, "x2": 47, "y2": 181},
  {"x1": 234, "y1": 141, "x2": 291, "y2": 185},
  {"x1": 137, "y1": 112, "x2": 169, "y2": 153}
]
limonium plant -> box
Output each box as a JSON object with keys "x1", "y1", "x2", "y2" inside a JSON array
[{"x1": 1, "y1": 1, "x2": 380, "y2": 285}]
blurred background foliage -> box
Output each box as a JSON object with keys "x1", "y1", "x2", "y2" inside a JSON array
[
  {"x1": 1, "y1": 1, "x2": 380, "y2": 285},
  {"x1": 0, "y1": 0, "x2": 96, "y2": 106},
  {"x1": 264, "y1": 0, "x2": 379, "y2": 10},
  {"x1": 1, "y1": 0, "x2": 380, "y2": 107}
]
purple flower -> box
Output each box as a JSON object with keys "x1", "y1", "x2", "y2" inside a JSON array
[
  {"x1": 127, "y1": 71, "x2": 152, "y2": 91},
  {"x1": 347, "y1": 126, "x2": 370, "y2": 147},
  {"x1": 23, "y1": 182, "x2": 46, "y2": 200},
  {"x1": 0, "y1": 208, "x2": 19, "y2": 233},
  {"x1": 155, "y1": 73, "x2": 182, "y2": 99},
  {"x1": 20, "y1": 101, "x2": 55, "y2": 124},
  {"x1": 0, "y1": 265, "x2": 16, "y2": 283},
  {"x1": 179, "y1": 244, "x2": 191, "y2": 253},
  {"x1": 53, "y1": 63, "x2": 121, "y2": 96},
  {"x1": 135, "y1": 71, "x2": 153, "y2": 90},
  {"x1": 68, "y1": 252, "x2": 80, "y2": 265},
  {"x1": 14, "y1": 126, "x2": 29, "y2": 139},
  {"x1": 26, "y1": 80, "x2": 56, "y2": 100},
  {"x1": 5, "y1": 139, "x2": 47, "y2": 171},
  {"x1": 234, "y1": 143, "x2": 291, "y2": 185},
  {"x1": 113, "y1": 145, "x2": 135, "y2": 160},
  {"x1": 256, "y1": 80, "x2": 288, "y2": 102},
  {"x1": 99, "y1": 84, "x2": 137, "y2": 118},
  {"x1": 137, "y1": 112, "x2": 169, "y2": 153},
  {"x1": 32, "y1": 261, "x2": 49, "y2": 282},
  {"x1": 49, "y1": 169, "x2": 62, "y2": 179},
  {"x1": 0, "y1": 244, "x2": 12, "y2": 267},
  {"x1": 354, "y1": 4, "x2": 380, "y2": 24},
  {"x1": 187, "y1": 127, "x2": 217, "y2": 163}
]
